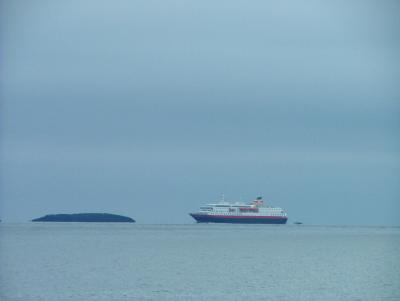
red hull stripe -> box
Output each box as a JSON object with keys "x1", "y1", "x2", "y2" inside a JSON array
[{"x1": 192, "y1": 214, "x2": 287, "y2": 220}]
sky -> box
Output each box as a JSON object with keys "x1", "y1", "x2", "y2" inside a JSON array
[{"x1": 1, "y1": 0, "x2": 399, "y2": 225}]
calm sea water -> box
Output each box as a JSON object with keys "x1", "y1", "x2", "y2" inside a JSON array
[{"x1": 0, "y1": 223, "x2": 399, "y2": 301}]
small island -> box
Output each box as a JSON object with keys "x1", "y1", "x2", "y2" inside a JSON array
[{"x1": 32, "y1": 213, "x2": 135, "y2": 223}]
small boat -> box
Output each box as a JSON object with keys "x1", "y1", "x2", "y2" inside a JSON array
[{"x1": 294, "y1": 221, "x2": 303, "y2": 225}]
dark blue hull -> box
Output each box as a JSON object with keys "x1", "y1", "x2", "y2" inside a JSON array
[{"x1": 190, "y1": 213, "x2": 288, "y2": 224}]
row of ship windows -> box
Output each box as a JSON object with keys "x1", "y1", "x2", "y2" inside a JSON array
[
  {"x1": 212, "y1": 210, "x2": 283, "y2": 213},
  {"x1": 202, "y1": 210, "x2": 283, "y2": 215},
  {"x1": 201, "y1": 207, "x2": 282, "y2": 211},
  {"x1": 208, "y1": 212, "x2": 284, "y2": 216},
  {"x1": 201, "y1": 209, "x2": 284, "y2": 216}
]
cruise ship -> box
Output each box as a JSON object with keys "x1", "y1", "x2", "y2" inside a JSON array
[{"x1": 190, "y1": 196, "x2": 288, "y2": 224}]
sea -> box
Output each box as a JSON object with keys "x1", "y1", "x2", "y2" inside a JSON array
[{"x1": 0, "y1": 223, "x2": 399, "y2": 301}]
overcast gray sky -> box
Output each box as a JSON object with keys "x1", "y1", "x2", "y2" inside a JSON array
[{"x1": 1, "y1": 0, "x2": 399, "y2": 224}]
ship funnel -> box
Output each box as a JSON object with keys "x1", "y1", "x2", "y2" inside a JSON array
[{"x1": 253, "y1": 196, "x2": 264, "y2": 207}]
